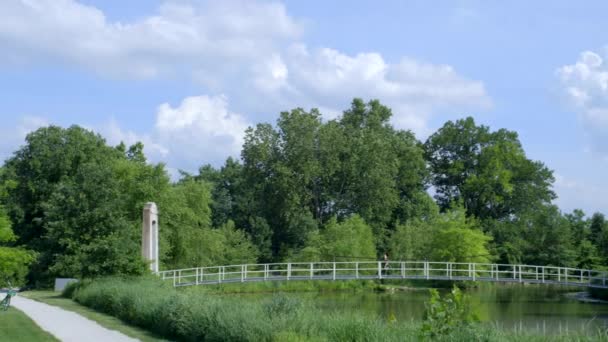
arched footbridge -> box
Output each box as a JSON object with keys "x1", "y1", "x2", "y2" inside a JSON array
[{"x1": 157, "y1": 261, "x2": 608, "y2": 289}]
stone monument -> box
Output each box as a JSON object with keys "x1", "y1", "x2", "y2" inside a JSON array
[{"x1": 142, "y1": 202, "x2": 159, "y2": 272}]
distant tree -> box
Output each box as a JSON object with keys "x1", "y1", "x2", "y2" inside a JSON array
[
  {"x1": 427, "y1": 206, "x2": 493, "y2": 263},
  {"x1": 520, "y1": 205, "x2": 577, "y2": 267},
  {"x1": 565, "y1": 209, "x2": 589, "y2": 245},
  {"x1": 590, "y1": 213, "x2": 606, "y2": 246},
  {"x1": 241, "y1": 99, "x2": 428, "y2": 258},
  {"x1": 297, "y1": 215, "x2": 376, "y2": 262},
  {"x1": 424, "y1": 117, "x2": 555, "y2": 221}
]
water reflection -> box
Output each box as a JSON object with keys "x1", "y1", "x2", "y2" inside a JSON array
[
  {"x1": 308, "y1": 285, "x2": 608, "y2": 333},
  {"x1": 236, "y1": 284, "x2": 608, "y2": 334}
]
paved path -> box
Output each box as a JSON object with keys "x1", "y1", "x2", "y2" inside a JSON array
[{"x1": 12, "y1": 295, "x2": 139, "y2": 342}]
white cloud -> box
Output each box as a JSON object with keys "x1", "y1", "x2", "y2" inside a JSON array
[
  {"x1": 253, "y1": 45, "x2": 491, "y2": 135},
  {"x1": 0, "y1": 0, "x2": 301, "y2": 79},
  {"x1": 95, "y1": 95, "x2": 249, "y2": 170},
  {"x1": 557, "y1": 50, "x2": 608, "y2": 155},
  {"x1": 155, "y1": 95, "x2": 249, "y2": 169},
  {"x1": 0, "y1": 0, "x2": 492, "y2": 164}
]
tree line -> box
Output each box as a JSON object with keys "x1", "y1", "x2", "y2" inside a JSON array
[{"x1": 1, "y1": 98, "x2": 606, "y2": 286}]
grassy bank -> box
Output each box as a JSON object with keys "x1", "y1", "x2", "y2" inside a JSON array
[
  {"x1": 0, "y1": 306, "x2": 58, "y2": 342},
  {"x1": 20, "y1": 290, "x2": 166, "y2": 342},
  {"x1": 64, "y1": 276, "x2": 608, "y2": 341}
]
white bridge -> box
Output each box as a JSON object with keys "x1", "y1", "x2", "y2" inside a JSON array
[{"x1": 157, "y1": 261, "x2": 608, "y2": 289}]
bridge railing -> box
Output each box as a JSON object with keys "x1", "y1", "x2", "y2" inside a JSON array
[{"x1": 156, "y1": 261, "x2": 608, "y2": 289}]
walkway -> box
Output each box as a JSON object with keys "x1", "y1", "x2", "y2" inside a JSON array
[
  {"x1": 158, "y1": 261, "x2": 608, "y2": 289},
  {"x1": 11, "y1": 295, "x2": 138, "y2": 342}
]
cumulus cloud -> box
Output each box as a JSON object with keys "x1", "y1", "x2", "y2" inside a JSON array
[
  {"x1": 0, "y1": 0, "x2": 492, "y2": 165},
  {"x1": 277, "y1": 45, "x2": 491, "y2": 134},
  {"x1": 557, "y1": 50, "x2": 608, "y2": 155},
  {"x1": 98, "y1": 95, "x2": 249, "y2": 170},
  {"x1": 154, "y1": 95, "x2": 249, "y2": 168},
  {"x1": 0, "y1": 0, "x2": 301, "y2": 78}
]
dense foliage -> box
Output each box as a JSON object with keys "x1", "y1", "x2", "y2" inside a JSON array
[{"x1": 0, "y1": 99, "x2": 606, "y2": 285}]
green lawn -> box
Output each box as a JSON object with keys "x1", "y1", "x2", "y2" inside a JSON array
[
  {"x1": 20, "y1": 291, "x2": 168, "y2": 342},
  {"x1": 0, "y1": 306, "x2": 58, "y2": 342}
]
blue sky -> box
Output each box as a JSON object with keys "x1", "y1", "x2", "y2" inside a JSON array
[{"x1": 1, "y1": 0, "x2": 607, "y2": 214}]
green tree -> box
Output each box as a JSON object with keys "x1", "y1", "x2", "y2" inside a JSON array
[
  {"x1": 0, "y1": 207, "x2": 36, "y2": 287},
  {"x1": 2, "y1": 126, "x2": 169, "y2": 282},
  {"x1": 565, "y1": 209, "x2": 589, "y2": 246},
  {"x1": 424, "y1": 117, "x2": 555, "y2": 221},
  {"x1": 298, "y1": 215, "x2": 376, "y2": 261},
  {"x1": 240, "y1": 99, "x2": 428, "y2": 258},
  {"x1": 590, "y1": 213, "x2": 606, "y2": 246},
  {"x1": 519, "y1": 205, "x2": 576, "y2": 267},
  {"x1": 427, "y1": 206, "x2": 493, "y2": 263}
]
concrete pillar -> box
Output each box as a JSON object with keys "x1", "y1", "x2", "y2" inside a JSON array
[{"x1": 142, "y1": 202, "x2": 159, "y2": 272}]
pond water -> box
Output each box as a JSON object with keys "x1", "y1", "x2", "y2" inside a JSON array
[{"x1": 238, "y1": 284, "x2": 608, "y2": 334}]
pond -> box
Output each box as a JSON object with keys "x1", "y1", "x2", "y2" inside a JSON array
[{"x1": 237, "y1": 284, "x2": 608, "y2": 334}]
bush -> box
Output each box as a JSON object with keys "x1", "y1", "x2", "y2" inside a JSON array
[{"x1": 420, "y1": 286, "x2": 479, "y2": 340}]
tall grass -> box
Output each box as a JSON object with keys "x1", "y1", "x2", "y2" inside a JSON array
[{"x1": 64, "y1": 277, "x2": 608, "y2": 341}]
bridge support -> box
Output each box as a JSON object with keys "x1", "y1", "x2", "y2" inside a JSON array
[{"x1": 142, "y1": 202, "x2": 159, "y2": 272}]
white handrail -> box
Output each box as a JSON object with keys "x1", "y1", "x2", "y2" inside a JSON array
[{"x1": 156, "y1": 261, "x2": 608, "y2": 289}]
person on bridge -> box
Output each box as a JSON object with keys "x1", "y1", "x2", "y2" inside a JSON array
[{"x1": 383, "y1": 253, "x2": 389, "y2": 270}]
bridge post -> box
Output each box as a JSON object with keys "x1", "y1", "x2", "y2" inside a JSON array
[
  {"x1": 519, "y1": 265, "x2": 522, "y2": 282},
  {"x1": 378, "y1": 261, "x2": 382, "y2": 279},
  {"x1": 241, "y1": 265, "x2": 245, "y2": 282},
  {"x1": 333, "y1": 262, "x2": 336, "y2": 280},
  {"x1": 310, "y1": 263, "x2": 314, "y2": 279},
  {"x1": 425, "y1": 262, "x2": 429, "y2": 280},
  {"x1": 401, "y1": 262, "x2": 405, "y2": 279},
  {"x1": 287, "y1": 263, "x2": 291, "y2": 280},
  {"x1": 472, "y1": 264, "x2": 476, "y2": 281},
  {"x1": 196, "y1": 268, "x2": 199, "y2": 285},
  {"x1": 355, "y1": 262, "x2": 359, "y2": 279},
  {"x1": 558, "y1": 267, "x2": 561, "y2": 282},
  {"x1": 541, "y1": 267, "x2": 544, "y2": 283}
]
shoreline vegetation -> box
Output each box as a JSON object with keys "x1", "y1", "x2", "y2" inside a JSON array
[{"x1": 59, "y1": 277, "x2": 608, "y2": 342}]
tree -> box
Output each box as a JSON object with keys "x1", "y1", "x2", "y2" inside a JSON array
[
  {"x1": 297, "y1": 215, "x2": 376, "y2": 262},
  {"x1": 388, "y1": 219, "x2": 434, "y2": 261},
  {"x1": 2, "y1": 126, "x2": 124, "y2": 250},
  {"x1": 427, "y1": 206, "x2": 493, "y2": 263},
  {"x1": 565, "y1": 209, "x2": 589, "y2": 245},
  {"x1": 424, "y1": 117, "x2": 555, "y2": 221},
  {"x1": 590, "y1": 213, "x2": 606, "y2": 246},
  {"x1": 240, "y1": 99, "x2": 428, "y2": 258},
  {"x1": 2, "y1": 126, "x2": 169, "y2": 282},
  {"x1": 519, "y1": 205, "x2": 576, "y2": 267},
  {"x1": 0, "y1": 206, "x2": 36, "y2": 287}
]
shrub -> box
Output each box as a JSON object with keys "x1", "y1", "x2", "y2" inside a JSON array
[{"x1": 420, "y1": 285, "x2": 479, "y2": 340}]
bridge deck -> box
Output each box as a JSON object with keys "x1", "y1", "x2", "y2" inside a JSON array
[{"x1": 156, "y1": 261, "x2": 608, "y2": 289}]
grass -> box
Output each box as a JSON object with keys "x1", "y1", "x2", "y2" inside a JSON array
[
  {"x1": 0, "y1": 306, "x2": 58, "y2": 342},
  {"x1": 20, "y1": 290, "x2": 168, "y2": 342},
  {"x1": 62, "y1": 276, "x2": 608, "y2": 342}
]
